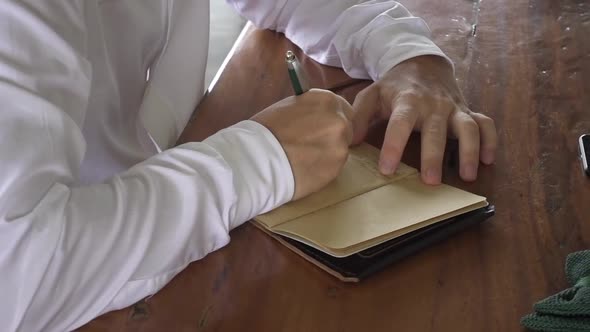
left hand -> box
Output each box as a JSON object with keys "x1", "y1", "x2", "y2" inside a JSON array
[{"x1": 351, "y1": 55, "x2": 497, "y2": 185}]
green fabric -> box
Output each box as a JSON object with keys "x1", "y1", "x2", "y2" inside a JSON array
[{"x1": 521, "y1": 250, "x2": 590, "y2": 332}]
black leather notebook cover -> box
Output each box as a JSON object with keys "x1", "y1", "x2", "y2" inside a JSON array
[{"x1": 254, "y1": 205, "x2": 495, "y2": 282}]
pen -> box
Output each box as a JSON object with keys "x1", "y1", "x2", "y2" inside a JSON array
[{"x1": 285, "y1": 50, "x2": 310, "y2": 95}]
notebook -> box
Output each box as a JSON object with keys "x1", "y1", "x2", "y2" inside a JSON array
[{"x1": 252, "y1": 143, "x2": 494, "y2": 281}]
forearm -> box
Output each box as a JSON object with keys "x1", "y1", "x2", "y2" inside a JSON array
[
  {"x1": 227, "y1": 0, "x2": 451, "y2": 80},
  {"x1": 1, "y1": 120, "x2": 294, "y2": 331}
]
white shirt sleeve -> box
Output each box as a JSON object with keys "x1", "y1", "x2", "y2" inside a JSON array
[
  {"x1": 227, "y1": 0, "x2": 453, "y2": 81},
  {"x1": 0, "y1": 2, "x2": 293, "y2": 331},
  {"x1": 1, "y1": 1, "x2": 450, "y2": 331}
]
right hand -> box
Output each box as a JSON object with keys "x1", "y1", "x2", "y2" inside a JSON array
[{"x1": 251, "y1": 89, "x2": 353, "y2": 201}]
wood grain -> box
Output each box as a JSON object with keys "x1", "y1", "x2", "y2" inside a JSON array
[{"x1": 81, "y1": 0, "x2": 590, "y2": 331}]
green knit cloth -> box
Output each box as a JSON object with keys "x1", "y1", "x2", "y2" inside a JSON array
[{"x1": 521, "y1": 250, "x2": 590, "y2": 332}]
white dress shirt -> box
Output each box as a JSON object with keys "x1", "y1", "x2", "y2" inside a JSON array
[{"x1": 0, "y1": 1, "x2": 448, "y2": 331}]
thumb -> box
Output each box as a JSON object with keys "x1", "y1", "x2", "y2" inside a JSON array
[{"x1": 351, "y1": 85, "x2": 380, "y2": 145}]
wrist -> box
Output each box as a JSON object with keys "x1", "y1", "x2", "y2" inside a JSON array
[{"x1": 202, "y1": 120, "x2": 295, "y2": 227}]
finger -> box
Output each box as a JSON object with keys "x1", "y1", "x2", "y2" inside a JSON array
[
  {"x1": 379, "y1": 99, "x2": 418, "y2": 175},
  {"x1": 335, "y1": 93, "x2": 354, "y2": 119},
  {"x1": 334, "y1": 94, "x2": 355, "y2": 145},
  {"x1": 450, "y1": 111, "x2": 481, "y2": 181},
  {"x1": 351, "y1": 86, "x2": 380, "y2": 145},
  {"x1": 337, "y1": 95, "x2": 355, "y2": 144},
  {"x1": 307, "y1": 90, "x2": 354, "y2": 144},
  {"x1": 470, "y1": 112, "x2": 497, "y2": 165},
  {"x1": 420, "y1": 111, "x2": 449, "y2": 185}
]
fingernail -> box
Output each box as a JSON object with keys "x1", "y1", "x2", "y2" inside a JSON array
[
  {"x1": 425, "y1": 169, "x2": 440, "y2": 184},
  {"x1": 380, "y1": 159, "x2": 395, "y2": 175},
  {"x1": 462, "y1": 164, "x2": 478, "y2": 181}
]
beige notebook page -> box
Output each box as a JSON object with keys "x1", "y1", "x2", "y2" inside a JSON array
[
  {"x1": 272, "y1": 173, "x2": 487, "y2": 255},
  {"x1": 255, "y1": 143, "x2": 416, "y2": 228}
]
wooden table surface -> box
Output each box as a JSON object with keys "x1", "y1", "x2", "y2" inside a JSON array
[{"x1": 81, "y1": 0, "x2": 590, "y2": 331}]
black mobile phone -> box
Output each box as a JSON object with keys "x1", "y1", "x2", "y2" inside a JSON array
[{"x1": 580, "y1": 134, "x2": 590, "y2": 176}]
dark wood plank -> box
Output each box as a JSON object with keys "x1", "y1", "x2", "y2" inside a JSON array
[
  {"x1": 81, "y1": 1, "x2": 590, "y2": 331},
  {"x1": 460, "y1": 1, "x2": 590, "y2": 330}
]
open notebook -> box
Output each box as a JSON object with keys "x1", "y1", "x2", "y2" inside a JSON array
[{"x1": 252, "y1": 143, "x2": 493, "y2": 281}]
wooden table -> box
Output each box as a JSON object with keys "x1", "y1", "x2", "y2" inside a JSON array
[{"x1": 82, "y1": 0, "x2": 590, "y2": 331}]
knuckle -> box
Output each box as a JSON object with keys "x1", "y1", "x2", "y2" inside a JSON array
[
  {"x1": 424, "y1": 124, "x2": 443, "y2": 137},
  {"x1": 463, "y1": 118, "x2": 480, "y2": 134},
  {"x1": 389, "y1": 111, "x2": 415, "y2": 130},
  {"x1": 331, "y1": 115, "x2": 349, "y2": 134},
  {"x1": 397, "y1": 90, "x2": 424, "y2": 103},
  {"x1": 480, "y1": 115, "x2": 496, "y2": 128},
  {"x1": 355, "y1": 86, "x2": 371, "y2": 99},
  {"x1": 308, "y1": 89, "x2": 329, "y2": 97},
  {"x1": 462, "y1": 107, "x2": 474, "y2": 115},
  {"x1": 438, "y1": 99, "x2": 456, "y2": 113},
  {"x1": 416, "y1": 89, "x2": 456, "y2": 113},
  {"x1": 382, "y1": 143, "x2": 404, "y2": 158},
  {"x1": 315, "y1": 90, "x2": 337, "y2": 104},
  {"x1": 429, "y1": 112, "x2": 449, "y2": 126},
  {"x1": 424, "y1": 116, "x2": 448, "y2": 136},
  {"x1": 455, "y1": 113, "x2": 479, "y2": 133},
  {"x1": 431, "y1": 94, "x2": 458, "y2": 117}
]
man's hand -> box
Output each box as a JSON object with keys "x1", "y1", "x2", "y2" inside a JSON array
[
  {"x1": 251, "y1": 89, "x2": 353, "y2": 200},
  {"x1": 352, "y1": 55, "x2": 497, "y2": 185}
]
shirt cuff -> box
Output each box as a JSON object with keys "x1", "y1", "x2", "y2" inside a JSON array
[
  {"x1": 361, "y1": 16, "x2": 455, "y2": 81},
  {"x1": 202, "y1": 120, "x2": 295, "y2": 229},
  {"x1": 374, "y1": 33, "x2": 454, "y2": 81}
]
